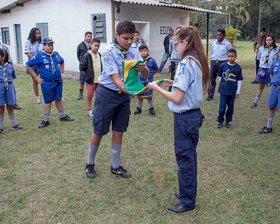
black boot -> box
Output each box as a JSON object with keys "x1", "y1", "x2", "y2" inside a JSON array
[{"x1": 134, "y1": 107, "x2": 142, "y2": 115}]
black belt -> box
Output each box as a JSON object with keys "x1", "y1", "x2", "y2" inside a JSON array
[
  {"x1": 212, "y1": 60, "x2": 227, "y2": 63},
  {"x1": 45, "y1": 80, "x2": 62, "y2": 83},
  {"x1": 99, "y1": 84, "x2": 123, "y2": 94},
  {"x1": 273, "y1": 84, "x2": 280, "y2": 89}
]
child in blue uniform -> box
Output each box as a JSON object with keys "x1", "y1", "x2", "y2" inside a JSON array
[
  {"x1": 25, "y1": 27, "x2": 43, "y2": 103},
  {"x1": 134, "y1": 45, "x2": 158, "y2": 115},
  {"x1": 0, "y1": 49, "x2": 24, "y2": 134},
  {"x1": 217, "y1": 49, "x2": 243, "y2": 128},
  {"x1": 26, "y1": 37, "x2": 74, "y2": 128},
  {"x1": 258, "y1": 48, "x2": 280, "y2": 133},
  {"x1": 149, "y1": 26, "x2": 210, "y2": 214},
  {"x1": 251, "y1": 35, "x2": 279, "y2": 108},
  {"x1": 85, "y1": 20, "x2": 149, "y2": 179}
]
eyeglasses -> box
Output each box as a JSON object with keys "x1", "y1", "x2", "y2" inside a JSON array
[{"x1": 174, "y1": 40, "x2": 184, "y2": 48}]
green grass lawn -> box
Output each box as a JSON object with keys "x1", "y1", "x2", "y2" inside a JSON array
[{"x1": 1, "y1": 41, "x2": 279, "y2": 224}]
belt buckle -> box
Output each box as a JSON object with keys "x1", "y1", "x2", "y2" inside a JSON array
[
  {"x1": 277, "y1": 86, "x2": 280, "y2": 89},
  {"x1": 215, "y1": 60, "x2": 219, "y2": 63},
  {"x1": 117, "y1": 90, "x2": 122, "y2": 94}
]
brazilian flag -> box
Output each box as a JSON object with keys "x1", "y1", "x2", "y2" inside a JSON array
[{"x1": 123, "y1": 60, "x2": 164, "y2": 95}]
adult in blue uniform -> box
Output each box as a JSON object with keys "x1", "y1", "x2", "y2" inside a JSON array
[
  {"x1": 25, "y1": 28, "x2": 43, "y2": 103},
  {"x1": 207, "y1": 29, "x2": 232, "y2": 100},
  {"x1": 26, "y1": 37, "x2": 74, "y2": 128},
  {"x1": 85, "y1": 20, "x2": 149, "y2": 179}
]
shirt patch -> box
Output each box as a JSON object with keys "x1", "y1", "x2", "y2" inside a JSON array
[
  {"x1": 43, "y1": 59, "x2": 49, "y2": 64},
  {"x1": 45, "y1": 64, "x2": 49, "y2": 69},
  {"x1": 174, "y1": 78, "x2": 178, "y2": 83},
  {"x1": 110, "y1": 67, "x2": 113, "y2": 71},
  {"x1": 116, "y1": 56, "x2": 120, "y2": 60},
  {"x1": 178, "y1": 62, "x2": 186, "y2": 74},
  {"x1": 103, "y1": 52, "x2": 110, "y2": 57},
  {"x1": 104, "y1": 57, "x2": 109, "y2": 62},
  {"x1": 131, "y1": 53, "x2": 135, "y2": 59}
]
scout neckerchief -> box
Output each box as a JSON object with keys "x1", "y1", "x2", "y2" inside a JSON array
[
  {"x1": 264, "y1": 47, "x2": 273, "y2": 64},
  {"x1": 184, "y1": 53, "x2": 202, "y2": 71},
  {"x1": 31, "y1": 41, "x2": 40, "y2": 53},
  {"x1": 0, "y1": 62, "x2": 9, "y2": 90},
  {"x1": 112, "y1": 38, "x2": 128, "y2": 59},
  {"x1": 143, "y1": 56, "x2": 151, "y2": 64},
  {"x1": 43, "y1": 50, "x2": 55, "y2": 74}
]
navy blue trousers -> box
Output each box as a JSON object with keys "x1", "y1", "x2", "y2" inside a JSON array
[
  {"x1": 217, "y1": 93, "x2": 235, "y2": 123},
  {"x1": 174, "y1": 109, "x2": 202, "y2": 207},
  {"x1": 208, "y1": 60, "x2": 224, "y2": 99}
]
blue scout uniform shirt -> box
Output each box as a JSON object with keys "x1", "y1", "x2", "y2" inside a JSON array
[
  {"x1": 26, "y1": 51, "x2": 64, "y2": 81},
  {"x1": 24, "y1": 40, "x2": 43, "y2": 56},
  {"x1": 257, "y1": 46, "x2": 279, "y2": 69},
  {"x1": 168, "y1": 55, "x2": 203, "y2": 113},
  {"x1": 0, "y1": 63, "x2": 16, "y2": 83},
  {"x1": 99, "y1": 43, "x2": 143, "y2": 91},
  {"x1": 218, "y1": 62, "x2": 243, "y2": 96},
  {"x1": 210, "y1": 39, "x2": 232, "y2": 61},
  {"x1": 269, "y1": 60, "x2": 280, "y2": 85},
  {"x1": 139, "y1": 56, "x2": 158, "y2": 85}
]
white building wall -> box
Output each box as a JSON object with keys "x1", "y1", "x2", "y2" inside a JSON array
[
  {"x1": 0, "y1": 0, "x2": 113, "y2": 72},
  {"x1": 115, "y1": 3, "x2": 189, "y2": 64}
]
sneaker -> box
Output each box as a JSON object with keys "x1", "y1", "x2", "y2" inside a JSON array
[
  {"x1": 217, "y1": 122, "x2": 223, "y2": 128},
  {"x1": 0, "y1": 129, "x2": 3, "y2": 135},
  {"x1": 77, "y1": 93, "x2": 83, "y2": 100},
  {"x1": 258, "y1": 126, "x2": 272, "y2": 134},
  {"x1": 60, "y1": 115, "x2": 74, "y2": 121},
  {"x1": 206, "y1": 97, "x2": 213, "y2": 101},
  {"x1": 111, "y1": 165, "x2": 131, "y2": 178},
  {"x1": 36, "y1": 96, "x2": 41, "y2": 104},
  {"x1": 149, "y1": 107, "x2": 156, "y2": 116},
  {"x1": 38, "y1": 120, "x2": 50, "y2": 128},
  {"x1": 85, "y1": 164, "x2": 96, "y2": 179},
  {"x1": 175, "y1": 192, "x2": 180, "y2": 200},
  {"x1": 167, "y1": 203, "x2": 195, "y2": 214},
  {"x1": 225, "y1": 122, "x2": 231, "y2": 128},
  {"x1": 12, "y1": 124, "x2": 24, "y2": 130},
  {"x1": 134, "y1": 107, "x2": 142, "y2": 115},
  {"x1": 13, "y1": 104, "x2": 21, "y2": 110},
  {"x1": 88, "y1": 110, "x2": 93, "y2": 117},
  {"x1": 250, "y1": 103, "x2": 258, "y2": 108}
]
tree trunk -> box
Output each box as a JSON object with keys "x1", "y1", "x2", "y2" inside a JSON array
[{"x1": 258, "y1": 1, "x2": 262, "y2": 34}]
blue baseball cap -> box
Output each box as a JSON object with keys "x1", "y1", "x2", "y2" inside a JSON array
[{"x1": 43, "y1": 37, "x2": 54, "y2": 44}]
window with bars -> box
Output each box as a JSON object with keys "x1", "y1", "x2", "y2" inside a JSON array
[
  {"x1": 92, "y1": 14, "x2": 106, "y2": 42},
  {"x1": 1, "y1": 27, "x2": 10, "y2": 45},
  {"x1": 36, "y1": 23, "x2": 49, "y2": 39}
]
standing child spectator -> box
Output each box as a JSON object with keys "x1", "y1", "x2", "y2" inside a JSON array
[
  {"x1": 217, "y1": 49, "x2": 243, "y2": 128},
  {"x1": 80, "y1": 38, "x2": 102, "y2": 116},
  {"x1": 148, "y1": 26, "x2": 210, "y2": 214},
  {"x1": 76, "y1": 31, "x2": 92, "y2": 100},
  {"x1": 250, "y1": 35, "x2": 279, "y2": 108},
  {"x1": 132, "y1": 30, "x2": 146, "y2": 49},
  {"x1": 26, "y1": 37, "x2": 74, "y2": 128},
  {"x1": 25, "y1": 27, "x2": 43, "y2": 103},
  {"x1": 258, "y1": 48, "x2": 280, "y2": 133},
  {"x1": 85, "y1": 20, "x2": 149, "y2": 179},
  {"x1": 0, "y1": 49, "x2": 24, "y2": 134},
  {"x1": 134, "y1": 44, "x2": 158, "y2": 115}
]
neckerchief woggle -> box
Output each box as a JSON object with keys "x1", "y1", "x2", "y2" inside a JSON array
[
  {"x1": 112, "y1": 38, "x2": 128, "y2": 59},
  {"x1": 0, "y1": 62, "x2": 9, "y2": 90},
  {"x1": 43, "y1": 50, "x2": 56, "y2": 74}
]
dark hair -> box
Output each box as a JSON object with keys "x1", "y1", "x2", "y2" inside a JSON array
[
  {"x1": 84, "y1": 31, "x2": 92, "y2": 37},
  {"x1": 28, "y1": 27, "x2": 41, "y2": 43},
  {"x1": 217, "y1": 29, "x2": 225, "y2": 36},
  {"x1": 135, "y1": 30, "x2": 140, "y2": 34},
  {"x1": 91, "y1": 38, "x2": 100, "y2": 44},
  {"x1": 175, "y1": 26, "x2": 211, "y2": 92},
  {"x1": 116, "y1": 20, "x2": 135, "y2": 35},
  {"x1": 227, "y1": 48, "x2": 237, "y2": 55},
  {"x1": 0, "y1": 48, "x2": 9, "y2": 63},
  {"x1": 260, "y1": 27, "x2": 266, "y2": 32},
  {"x1": 139, "y1": 44, "x2": 149, "y2": 51},
  {"x1": 264, "y1": 35, "x2": 277, "y2": 49}
]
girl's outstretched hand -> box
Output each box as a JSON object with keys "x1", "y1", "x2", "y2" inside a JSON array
[{"x1": 148, "y1": 81, "x2": 159, "y2": 90}]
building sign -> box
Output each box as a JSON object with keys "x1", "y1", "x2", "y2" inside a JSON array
[{"x1": 160, "y1": 26, "x2": 172, "y2": 35}]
